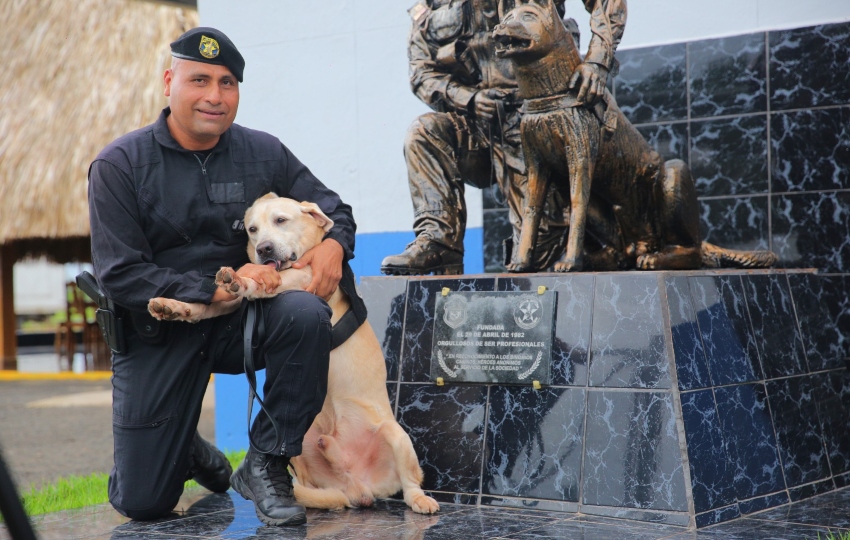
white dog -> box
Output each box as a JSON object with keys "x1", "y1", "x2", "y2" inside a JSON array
[{"x1": 148, "y1": 193, "x2": 439, "y2": 514}]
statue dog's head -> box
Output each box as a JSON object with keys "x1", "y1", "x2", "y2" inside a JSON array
[{"x1": 493, "y1": 0, "x2": 570, "y2": 64}]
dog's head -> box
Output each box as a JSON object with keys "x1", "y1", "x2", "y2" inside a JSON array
[
  {"x1": 493, "y1": 0, "x2": 568, "y2": 63},
  {"x1": 243, "y1": 193, "x2": 334, "y2": 271}
]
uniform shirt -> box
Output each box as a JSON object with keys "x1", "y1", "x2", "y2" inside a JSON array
[{"x1": 89, "y1": 107, "x2": 356, "y2": 313}]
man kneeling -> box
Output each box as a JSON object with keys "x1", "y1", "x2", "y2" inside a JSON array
[{"x1": 88, "y1": 27, "x2": 356, "y2": 526}]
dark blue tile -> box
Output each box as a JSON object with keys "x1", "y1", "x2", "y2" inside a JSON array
[
  {"x1": 387, "y1": 382, "x2": 398, "y2": 414},
  {"x1": 788, "y1": 477, "x2": 834, "y2": 502},
  {"x1": 360, "y1": 276, "x2": 408, "y2": 381},
  {"x1": 578, "y1": 503, "x2": 691, "y2": 527},
  {"x1": 699, "y1": 196, "x2": 770, "y2": 253},
  {"x1": 681, "y1": 390, "x2": 735, "y2": 513},
  {"x1": 772, "y1": 192, "x2": 850, "y2": 273},
  {"x1": 689, "y1": 33, "x2": 767, "y2": 118},
  {"x1": 480, "y1": 496, "x2": 578, "y2": 513},
  {"x1": 695, "y1": 504, "x2": 741, "y2": 529},
  {"x1": 715, "y1": 383, "x2": 785, "y2": 500},
  {"x1": 396, "y1": 384, "x2": 488, "y2": 494},
  {"x1": 498, "y1": 275, "x2": 593, "y2": 386},
  {"x1": 690, "y1": 276, "x2": 762, "y2": 386},
  {"x1": 636, "y1": 123, "x2": 689, "y2": 163},
  {"x1": 737, "y1": 491, "x2": 788, "y2": 515},
  {"x1": 697, "y1": 518, "x2": 850, "y2": 539},
  {"x1": 504, "y1": 515, "x2": 686, "y2": 539},
  {"x1": 769, "y1": 22, "x2": 850, "y2": 110},
  {"x1": 742, "y1": 274, "x2": 807, "y2": 379},
  {"x1": 483, "y1": 183, "x2": 508, "y2": 210},
  {"x1": 582, "y1": 390, "x2": 687, "y2": 511},
  {"x1": 766, "y1": 376, "x2": 830, "y2": 487},
  {"x1": 615, "y1": 44, "x2": 688, "y2": 124},
  {"x1": 589, "y1": 275, "x2": 670, "y2": 389},
  {"x1": 401, "y1": 278, "x2": 495, "y2": 382},
  {"x1": 484, "y1": 210, "x2": 511, "y2": 273},
  {"x1": 787, "y1": 274, "x2": 847, "y2": 371},
  {"x1": 483, "y1": 386, "x2": 585, "y2": 501},
  {"x1": 820, "y1": 371, "x2": 850, "y2": 475},
  {"x1": 751, "y1": 488, "x2": 850, "y2": 530},
  {"x1": 666, "y1": 277, "x2": 711, "y2": 391},
  {"x1": 690, "y1": 115, "x2": 769, "y2": 197},
  {"x1": 771, "y1": 107, "x2": 850, "y2": 193}
]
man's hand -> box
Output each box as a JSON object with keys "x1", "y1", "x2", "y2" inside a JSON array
[
  {"x1": 236, "y1": 263, "x2": 282, "y2": 294},
  {"x1": 291, "y1": 238, "x2": 344, "y2": 299},
  {"x1": 569, "y1": 62, "x2": 609, "y2": 105},
  {"x1": 472, "y1": 88, "x2": 514, "y2": 121}
]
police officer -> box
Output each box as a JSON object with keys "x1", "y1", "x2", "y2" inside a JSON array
[
  {"x1": 381, "y1": 0, "x2": 626, "y2": 274},
  {"x1": 88, "y1": 27, "x2": 357, "y2": 527}
]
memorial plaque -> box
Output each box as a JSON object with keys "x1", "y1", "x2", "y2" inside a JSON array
[{"x1": 430, "y1": 291, "x2": 556, "y2": 384}]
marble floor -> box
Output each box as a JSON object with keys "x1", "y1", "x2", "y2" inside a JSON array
[{"x1": 3, "y1": 487, "x2": 850, "y2": 540}]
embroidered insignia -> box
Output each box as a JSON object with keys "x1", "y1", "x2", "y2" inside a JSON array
[{"x1": 199, "y1": 35, "x2": 220, "y2": 59}]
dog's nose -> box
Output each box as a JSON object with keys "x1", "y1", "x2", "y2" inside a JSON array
[{"x1": 256, "y1": 242, "x2": 274, "y2": 258}]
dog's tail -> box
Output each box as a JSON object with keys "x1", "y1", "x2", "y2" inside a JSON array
[
  {"x1": 293, "y1": 481, "x2": 351, "y2": 511},
  {"x1": 701, "y1": 242, "x2": 778, "y2": 269}
]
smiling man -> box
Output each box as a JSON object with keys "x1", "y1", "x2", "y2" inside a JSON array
[{"x1": 88, "y1": 27, "x2": 360, "y2": 526}]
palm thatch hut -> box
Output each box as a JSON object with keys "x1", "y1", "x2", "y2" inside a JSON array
[{"x1": 0, "y1": 0, "x2": 198, "y2": 367}]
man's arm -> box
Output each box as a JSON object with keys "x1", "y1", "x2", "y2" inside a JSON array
[
  {"x1": 88, "y1": 160, "x2": 219, "y2": 311},
  {"x1": 274, "y1": 145, "x2": 354, "y2": 298},
  {"x1": 408, "y1": 7, "x2": 478, "y2": 114},
  {"x1": 569, "y1": 0, "x2": 627, "y2": 104}
]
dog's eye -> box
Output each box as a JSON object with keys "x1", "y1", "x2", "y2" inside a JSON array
[
  {"x1": 248, "y1": 226, "x2": 257, "y2": 233},
  {"x1": 276, "y1": 217, "x2": 287, "y2": 224}
]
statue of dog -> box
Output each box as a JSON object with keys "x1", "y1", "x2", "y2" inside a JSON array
[
  {"x1": 493, "y1": 0, "x2": 776, "y2": 271},
  {"x1": 147, "y1": 194, "x2": 440, "y2": 515}
]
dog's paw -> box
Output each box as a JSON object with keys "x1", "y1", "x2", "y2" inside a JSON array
[
  {"x1": 506, "y1": 261, "x2": 531, "y2": 273},
  {"x1": 215, "y1": 266, "x2": 245, "y2": 295},
  {"x1": 148, "y1": 298, "x2": 192, "y2": 321},
  {"x1": 410, "y1": 493, "x2": 440, "y2": 514},
  {"x1": 636, "y1": 254, "x2": 658, "y2": 270},
  {"x1": 554, "y1": 260, "x2": 583, "y2": 272}
]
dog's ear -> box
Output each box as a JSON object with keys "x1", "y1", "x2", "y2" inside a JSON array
[{"x1": 299, "y1": 202, "x2": 335, "y2": 232}]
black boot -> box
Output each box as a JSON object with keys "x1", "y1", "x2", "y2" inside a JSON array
[
  {"x1": 187, "y1": 431, "x2": 232, "y2": 493},
  {"x1": 230, "y1": 449, "x2": 306, "y2": 526},
  {"x1": 380, "y1": 236, "x2": 464, "y2": 275}
]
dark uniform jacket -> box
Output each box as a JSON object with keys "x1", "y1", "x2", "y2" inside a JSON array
[{"x1": 89, "y1": 107, "x2": 364, "y2": 324}]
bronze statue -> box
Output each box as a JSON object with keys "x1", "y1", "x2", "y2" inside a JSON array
[
  {"x1": 381, "y1": 0, "x2": 626, "y2": 275},
  {"x1": 493, "y1": 0, "x2": 776, "y2": 271}
]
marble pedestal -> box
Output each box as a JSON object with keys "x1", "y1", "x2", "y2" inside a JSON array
[{"x1": 359, "y1": 269, "x2": 850, "y2": 528}]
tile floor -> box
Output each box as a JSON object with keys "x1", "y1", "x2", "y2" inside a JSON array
[{"x1": 3, "y1": 487, "x2": 850, "y2": 540}]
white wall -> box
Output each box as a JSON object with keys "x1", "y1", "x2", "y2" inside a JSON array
[
  {"x1": 199, "y1": 0, "x2": 850, "y2": 235},
  {"x1": 13, "y1": 259, "x2": 66, "y2": 315}
]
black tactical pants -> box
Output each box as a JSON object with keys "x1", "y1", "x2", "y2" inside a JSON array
[
  {"x1": 108, "y1": 291, "x2": 331, "y2": 521},
  {"x1": 405, "y1": 111, "x2": 569, "y2": 268}
]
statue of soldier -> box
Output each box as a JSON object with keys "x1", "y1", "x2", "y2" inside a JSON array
[{"x1": 381, "y1": 0, "x2": 627, "y2": 275}]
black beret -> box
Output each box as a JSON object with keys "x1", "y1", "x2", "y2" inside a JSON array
[{"x1": 170, "y1": 27, "x2": 245, "y2": 82}]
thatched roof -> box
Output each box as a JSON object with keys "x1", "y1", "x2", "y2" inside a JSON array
[{"x1": 0, "y1": 0, "x2": 197, "y2": 261}]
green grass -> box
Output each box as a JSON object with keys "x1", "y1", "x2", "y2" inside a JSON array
[
  {"x1": 2, "y1": 450, "x2": 246, "y2": 520},
  {"x1": 819, "y1": 532, "x2": 850, "y2": 540}
]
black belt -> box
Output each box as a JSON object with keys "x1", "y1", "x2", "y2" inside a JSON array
[{"x1": 243, "y1": 298, "x2": 363, "y2": 455}]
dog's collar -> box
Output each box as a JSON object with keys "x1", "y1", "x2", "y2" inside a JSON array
[
  {"x1": 331, "y1": 308, "x2": 362, "y2": 350},
  {"x1": 521, "y1": 92, "x2": 582, "y2": 114}
]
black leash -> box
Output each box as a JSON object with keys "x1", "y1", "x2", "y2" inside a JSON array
[
  {"x1": 243, "y1": 301, "x2": 283, "y2": 455},
  {"x1": 242, "y1": 297, "x2": 363, "y2": 455}
]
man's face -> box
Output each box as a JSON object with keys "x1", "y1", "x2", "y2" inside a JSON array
[{"x1": 164, "y1": 58, "x2": 239, "y2": 150}]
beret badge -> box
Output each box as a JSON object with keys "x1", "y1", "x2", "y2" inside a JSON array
[{"x1": 199, "y1": 35, "x2": 220, "y2": 59}]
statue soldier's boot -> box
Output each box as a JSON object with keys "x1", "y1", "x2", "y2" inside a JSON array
[
  {"x1": 381, "y1": 235, "x2": 464, "y2": 275},
  {"x1": 230, "y1": 449, "x2": 306, "y2": 526},
  {"x1": 187, "y1": 431, "x2": 232, "y2": 493}
]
